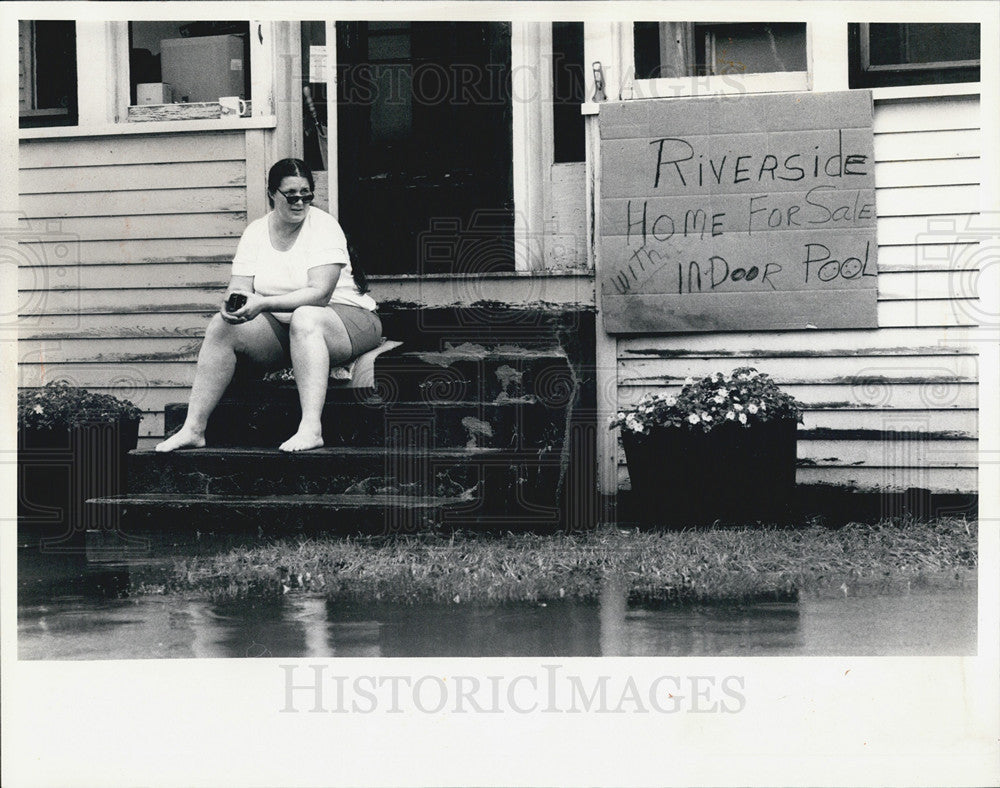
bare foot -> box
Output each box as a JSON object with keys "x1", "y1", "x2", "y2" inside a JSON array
[
  {"x1": 155, "y1": 426, "x2": 206, "y2": 453},
  {"x1": 279, "y1": 428, "x2": 324, "y2": 452}
]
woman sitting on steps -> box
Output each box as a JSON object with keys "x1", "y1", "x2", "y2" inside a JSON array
[{"x1": 156, "y1": 158, "x2": 381, "y2": 453}]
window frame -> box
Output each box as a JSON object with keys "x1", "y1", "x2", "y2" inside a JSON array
[
  {"x1": 18, "y1": 19, "x2": 278, "y2": 139},
  {"x1": 858, "y1": 22, "x2": 980, "y2": 74},
  {"x1": 116, "y1": 20, "x2": 268, "y2": 124},
  {"x1": 625, "y1": 21, "x2": 810, "y2": 101},
  {"x1": 18, "y1": 20, "x2": 78, "y2": 127},
  {"x1": 849, "y1": 22, "x2": 981, "y2": 90}
]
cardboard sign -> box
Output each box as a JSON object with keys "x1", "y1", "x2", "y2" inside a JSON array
[{"x1": 599, "y1": 91, "x2": 877, "y2": 333}]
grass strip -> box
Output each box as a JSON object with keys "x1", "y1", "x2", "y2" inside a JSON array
[{"x1": 151, "y1": 517, "x2": 977, "y2": 605}]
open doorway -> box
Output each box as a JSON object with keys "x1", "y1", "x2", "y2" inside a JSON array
[{"x1": 336, "y1": 21, "x2": 513, "y2": 276}]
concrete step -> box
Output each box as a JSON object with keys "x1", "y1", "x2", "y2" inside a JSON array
[
  {"x1": 377, "y1": 305, "x2": 590, "y2": 352},
  {"x1": 126, "y1": 447, "x2": 563, "y2": 512},
  {"x1": 217, "y1": 345, "x2": 573, "y2": 407},
  {"x1": 165, "y1": 400, "x2": 569, "y2": 451},
  {"x1": 85, "y1": 492, "x2": 471, "y2": 539},
  {"x1": 363, "y1": 345, "x2": 573, "y2": 404}
]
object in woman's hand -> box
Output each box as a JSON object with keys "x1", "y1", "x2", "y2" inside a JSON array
[{"x1": 226, "y1": 292, "x2": 248, "y2": 312}]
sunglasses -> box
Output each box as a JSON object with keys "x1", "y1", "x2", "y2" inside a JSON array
[{"x1": 276, "y1": 189, "x2": 315, "y2": 205}]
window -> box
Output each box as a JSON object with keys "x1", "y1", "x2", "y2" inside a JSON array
[
  {"x1": 633, "y1": 22, "x2": 807, "y2": 79},
  {"x1": 849, "y1": 23, "x2": 980, "y2": 88},
  {"x1": 19, "y1": 20, "x2": 77, "y2": 128},
  {"x1": 127, "y1": 21, "x2": 250, "y2": 114},
  {"x1": 552, "y1": 22, "x2": 585, "y2": 163}
]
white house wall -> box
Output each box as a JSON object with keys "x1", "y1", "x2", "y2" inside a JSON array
[
  {"x1": 17, "y1": 130, "x2": 253, "y2": 446},
  {"x1": 613, "y1": 93, "x2": 981, "y2": 494}
]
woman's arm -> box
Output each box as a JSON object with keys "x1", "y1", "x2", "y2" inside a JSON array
[{"x1": 227, "y1": 265, "x2": 343, "y2": 322}]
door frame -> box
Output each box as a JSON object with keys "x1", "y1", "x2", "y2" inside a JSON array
[{"x1": 322, "y1": 19, "x2": 550, "y2": 273}]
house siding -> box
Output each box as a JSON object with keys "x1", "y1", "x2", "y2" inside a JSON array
[
  {"x1": 614, "y1": 93, "x2": 980, "y2": 494},
  {"x1": 18, "y1": 130, "x2": 250, "y2": 448},
  {"x1": 16, "y1": 90, "x2": 983, "y2": 487}
]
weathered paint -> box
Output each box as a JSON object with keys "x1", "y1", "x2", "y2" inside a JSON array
[{"x1": 610, "y1": 92, "x2": 982, "y2": 494}]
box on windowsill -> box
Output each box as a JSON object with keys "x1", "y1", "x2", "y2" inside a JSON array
[{"x1": 136, "y1": 83, "x2": 173, "y2": 104}]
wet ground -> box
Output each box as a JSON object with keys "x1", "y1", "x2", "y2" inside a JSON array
[{"x1": 18, "y1": 550, "x2": 977, "y2": 659}]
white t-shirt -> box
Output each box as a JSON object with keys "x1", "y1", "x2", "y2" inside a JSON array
[{"x1": 231, "y1": 206, "x2": 377, "y2": 322}]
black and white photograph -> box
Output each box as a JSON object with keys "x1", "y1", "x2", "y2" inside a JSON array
[{"x1": 2, "y1": 1, "x2": 998, "y2": 785}]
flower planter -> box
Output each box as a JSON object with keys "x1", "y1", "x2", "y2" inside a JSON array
[
  {"x1": 621, "y1": 419, "x2": 798, "y2": 525},
  {"x1": 18, "y1": 417, "x2": 140, "y2": 548}
]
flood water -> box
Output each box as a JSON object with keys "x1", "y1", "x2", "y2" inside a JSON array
[{"x1": 18, "y1": 555, "x2": 977, "y2": 659}]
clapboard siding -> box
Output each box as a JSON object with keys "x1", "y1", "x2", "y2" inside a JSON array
[
  {"x1": 872, "y1": 129, "x2": 979, "y2": 161},
  {"x1": 18, "y1": 263, "x2": 231, "y2": 291},
  {"x1": 21, "y1": 188, "x2": 246, "y2": 218},
  {"x1": 19, "y1": 132, "x2": 245, "y2": 168},
  {"x1": 619, "y1": 384, "x2": 977, "y2": 410},
  {"x1": 19, "y1": 362, "x2": 196, "y2": 389},
  {"x1": 18, "y1": 131, "x2": 251, "y2": 440},
  {"x1": 616, "y1": 466, "x2": 978, "y2": 494},
  {"x1": 18, "y1": 212, "x2": 247, "y2": 241},
  {"x1": 18, "y1": 312, "x2": 217, "y2": 338},
  {"x1": 17, "y1": 287, "x2": 220, "y2": 314},
  {"x1": 21, "y1": 268, "x2": 965, "y2": 300},
  {"x1": 871, "y1": 96, "x2": 978, "y2": 133},
  {"x1": 876, "y1": 243, "x2": 977, "y2": 271},
  {"x1": 20, "y1": 160, "x2": 246, "y2": 194},
  {"x1": 874, "y1": 158, "x2": 979, "y2": 188},
  {"x1": 875, "y1": 185, "x2": 978, "y2": 217},
  {"x1": 612, "y1": 93, "x2": 981, "y2": 494},
  {"x1": 22, "y1": 239, "x2": 239, "y2": 265}
]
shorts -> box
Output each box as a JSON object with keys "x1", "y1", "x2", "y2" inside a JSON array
[
  {"x1": 330, "y1": 304, "x2": 383, "y2": 357},
  {"x1": 265, "y1": 304, "x2": 382, "y2": 360}
]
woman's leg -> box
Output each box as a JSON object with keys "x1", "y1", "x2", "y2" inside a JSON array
[
  {"x1": 279, "y1": 305, "x2": 354, "y2": 452},
  {"x1": 155, "y1": 314, "x2": 288, "y2": 452}
]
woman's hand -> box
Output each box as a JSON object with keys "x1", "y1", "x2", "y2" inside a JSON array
[{"x1": 220, "y1": 290, "x2": 264, "y2": 324}]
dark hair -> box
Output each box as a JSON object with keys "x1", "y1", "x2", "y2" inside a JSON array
[
  {"x1": 347, "y1": 241, "x2": 369, "y2": 295},
  {"x1": 267, "y1": 158, "x2": 369, "y2": 296},
  {"x1": 267, "y1": 158, "x2": 314, "y2": 206}
]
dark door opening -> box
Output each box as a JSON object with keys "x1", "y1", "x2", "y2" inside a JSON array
[{"x1": 336, "y1": 21, "x2": 513, "y2": 276}]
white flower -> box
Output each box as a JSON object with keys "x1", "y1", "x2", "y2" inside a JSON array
[
  {"x1": 665, "y1": 396, "x2": 677, "y2": 407},
  {"x1": 698, "y1": 411, "x2": 711, "y2": 422},
  {"x1": 33, "y1": 404, "x2": 44, "y2": 414},
  {"x1": 738, "y1": 412, "x2": 748, "y2": 424},
  {"x1": 747, "y1": 403, "x2": 759, "y2": 414},
  {"x1": 733, "y1": 403, "x2": 743, "y2": 411},
  {"x1": 626, "y1": 414, "x2": 643, "y2": 432},
  {"x1": 716, "y1": 388, "x2": 727, "y2": 398},
  {"x1": 713, "y1": 395, "x2": 725, "y2": 404},
  {"x1": 759, "y1": 402, "x2": 766, "y2": 410},
  {"x1": 683, "y1": 377, "x2": 694, "y2": 386},
  {"x1": 726, "y1": 411, "x2": 735, "y2": 420},
  {"x1": 687, "y1": 414, "x2": 700, "y2": 425}
]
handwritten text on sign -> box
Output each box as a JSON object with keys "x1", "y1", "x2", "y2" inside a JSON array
[{"x1": 599, "y1": 91, "x2": 878, "y2": 333}]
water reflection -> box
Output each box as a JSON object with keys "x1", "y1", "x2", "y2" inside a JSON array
[{"x1": 18, "y1": 578, "x2": 976, "y2": 660}]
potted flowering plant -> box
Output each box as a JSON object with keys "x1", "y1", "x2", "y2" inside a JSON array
[
  {"x1": 610, "y1": 367, "x2": 803, "y2": 525},
  {"x1": 18, "y1": 382, "x2": 142, "y2": 546}
]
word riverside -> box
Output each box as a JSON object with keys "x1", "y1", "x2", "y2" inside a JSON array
[{"x1": 651, "y1": 129, "x2": 868, "y2": 188}]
